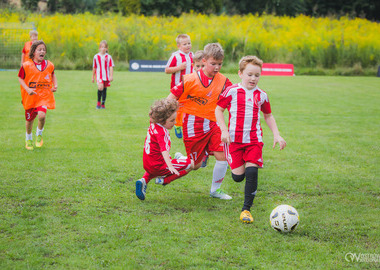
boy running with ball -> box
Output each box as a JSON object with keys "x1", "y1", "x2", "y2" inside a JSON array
[{"x1": 215, "y1": 55, "x2": 286, "y2": 223}]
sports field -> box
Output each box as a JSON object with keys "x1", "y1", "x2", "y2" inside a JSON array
[{"x1": 1, "y1": 70, "x2": 379, "y2": 269}]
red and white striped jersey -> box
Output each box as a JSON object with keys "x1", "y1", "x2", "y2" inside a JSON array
[
  {"x1": 143, "y1": 122, "x2": 171, "y2": 169},
  {"x1": 93, "y1": 53, "x2": 114, "y2": 82},
  {"x1": 166, "y1": 50, "x2": 193, "y2": 88},
  {"x1": 217, "y1": 83, "x2": 272, "y2": 144},
  {"x1": 171, "y1": 69, "x2": 233, "y2": 138}
]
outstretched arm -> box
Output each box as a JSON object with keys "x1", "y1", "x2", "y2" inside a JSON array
[
  {"x1": 264, "y1": 113, "x2": 286, "y2": 150},
  {"x1": 161, "y1": 150, "x2": 179, "y2": 175}
]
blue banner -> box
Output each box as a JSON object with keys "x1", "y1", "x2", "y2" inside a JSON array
[{"x1": 129, "y1": 60, "x2": 167, "y2": 72}]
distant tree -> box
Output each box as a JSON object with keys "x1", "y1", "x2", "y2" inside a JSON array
[
  {"x1": 140, "y1": 0, "x2": 223, "y2": 16},
  {"x1": 21, "y1": 0, "x2": 39, "y2": 11},
  {"x1": 47, "y1": 0, "x2": 98, "y2": 13}
]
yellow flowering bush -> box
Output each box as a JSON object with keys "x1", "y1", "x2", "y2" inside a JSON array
[{"x1": 1, "y1": 11, "x2": 379, "y2": 70}]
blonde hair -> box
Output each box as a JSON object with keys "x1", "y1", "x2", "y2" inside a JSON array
[
  {"x1": 149, "y1": 99, "x2": 179, "y2": 125},
  {"x1": 203, "y1": 43, "x2": 224, "y2": 60},
  {"x1": 193, "y1": 50, "x2": 204, "y2": 62},
  {"x1": 99, "y1": 40, "x2": 108, "y2": 48},
  {"x1": 29, "y1": 40, "x2": 46, "y2": 60},
  {"x1": 176, "y1": 34, "x2": 190, "y2": 44},
  {"x1": 29, "y1": 30, "x2": 38, "y2": 37},
  {"x1": 239, "y1": 55, "x2": 263, "y2": 72}
]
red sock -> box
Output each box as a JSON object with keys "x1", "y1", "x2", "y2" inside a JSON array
[
  {"x1": 142, "y1": 172, "x2": 152, "y2": 184},
  {"x1": 163, "y1": 170, "x2": 189, "y2": 185}
]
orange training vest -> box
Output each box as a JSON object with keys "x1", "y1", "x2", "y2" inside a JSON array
[
  {"x1": 20, "y1": 60, "x2": 55, "y2": 110},
  {"x1": 23, "y1": 41, "x2": 33, "y2": 63},
  {"x1": 179, "y1": 72, "x2": 227, "y2": 122}
]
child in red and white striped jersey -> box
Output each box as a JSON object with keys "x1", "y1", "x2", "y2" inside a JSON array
[
  {"x1": 92, "y1": 40, "x2": 114, "y2": 109},
  {"x1": 215, "y1": 55, "x2": 287, "y2": 223}
]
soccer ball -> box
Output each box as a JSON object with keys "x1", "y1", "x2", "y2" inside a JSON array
[{"x1": 270, "y1": 205, "x2": 299, "y2": 233}]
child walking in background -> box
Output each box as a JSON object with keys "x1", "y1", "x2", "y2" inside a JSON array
[
  {"x1": 21, "y1": 30, "x2": 38, "y2": 65},
  {"x1": 165, "y1": 34, "x2": 194, "y2": 139},
  {"x1": 92, "y1": 40, "x2": 114, "y2": 109},
  {"x1": 215, "y1": 55, "x2": 286, "y2": 223},
  {"x1": 167, "y1": 43, "x2": 233, "y2": 200},
  {"x1": 18, "y1": 40, "x2": 58, "y2": 150},
  {"x1": 136, "y1": 99, "x2": 194, "y2": 201}
]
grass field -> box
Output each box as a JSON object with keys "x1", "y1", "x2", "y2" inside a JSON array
[{"x1": 0, "y1": 70, "x2": 379, "y2": 269}]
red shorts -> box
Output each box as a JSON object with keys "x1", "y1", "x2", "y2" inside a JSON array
[
  {"x1": 184, "y1": 125, "x2": 223, "y2": 164},
  {"x1": 25, "y1": 106, "x2": 47, "y2": 122},
  {"x1": 224, "y1": 142, "x2": 264, "y2": 169},
  {"x1": 97, "y1": 79, "x2": 111, "y2": 87},
  {"x1": 143, "y1": 157, "x2": 192, "y2": 180}
]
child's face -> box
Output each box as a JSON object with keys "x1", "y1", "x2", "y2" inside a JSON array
[
  {"x1": 202, "y1": 57, "x2": 223, "y2": 78},
  {"x1": 177, "y1": 38, "x2": 192, "y2": 54},
  {"x1": 99, "y1": 43, "x2": 107, "y2": 54},
  {"x1": 30, "y1": 34, "x2": 38, "y2": 42},
  {"x1": 34, "y1": 44, "x2": 46, "y2": 63},
  {"x1": 193, "y1": 60, "x2": 204, "y2": 71},
  {"x1": 238, "y1": 63, "x2": 261, "y2": 90},
  {"x1": 163, "y1": 111, "x2": 177, "y2": 130}
]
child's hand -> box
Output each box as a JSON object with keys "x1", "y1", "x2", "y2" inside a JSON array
[
  {"x1": 221, "y1": 130, "x2": 231, "y2": 144},
  {"x1": 109, "y1": 76, "x2": 113, "y2": 82},
  {"x1": 179, "y1": 62, "x2": 187, "y2": 70},
  {"x1": 26, "y1": 88, "x2": 37, "y2": 95},
  {"x1": 168, "y1": 166, "x2": 180, "y2": 176},
  {"x1": 51, "y1": 85, "x2": 58, "y2": 92},
  {"x1": 273, "y1": 135, "x2": 286, "y2": 150},
  {"x1": 92, "y1": 78, "x2": 94, "y2": 83}
]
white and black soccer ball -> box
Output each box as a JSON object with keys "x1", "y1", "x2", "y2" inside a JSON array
[{"x1": 270, "y1": 205, "x2": 299, "y2": 233}]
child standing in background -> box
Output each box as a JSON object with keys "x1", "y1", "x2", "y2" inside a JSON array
[
  {"x1": 165, "y1": 34, "x2": 193, "y2": 139},
  {"x1": 18, "y1": 40, "x2": 58, "y2": 150},
  {"x1": 215, "y1": 55, "x2": 286, "y2": 223},
  {"x1": 21, "y1": 30, "x2": 38, "y2": 65},
  {"x1": 135, "y1": 99, "x2": 194, "y2": 201},
  {"x1": 92, "y1": 40, "x2": 114, "y2": 109}
]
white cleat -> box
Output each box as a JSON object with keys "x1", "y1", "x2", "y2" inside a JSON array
[{"x1": 210, "y1": 189, "x2": 232, "y2": 200}]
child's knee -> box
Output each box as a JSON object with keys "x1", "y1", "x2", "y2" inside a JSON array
[
  {"x1": 97, "y1": 83, "x2": 104, "y2": 90},
  {"x1": 38, "y1": 112, "x2": 46, "y2": 121},
  {"x1": 231, "y1": 172, "x2": 245, "y2": 182}
]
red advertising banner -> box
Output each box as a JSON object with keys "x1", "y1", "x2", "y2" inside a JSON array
[{"x1": 262, "y1": 63, "x2": 294, "y2": 76}]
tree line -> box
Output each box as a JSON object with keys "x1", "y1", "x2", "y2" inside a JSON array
[{"x1": 11, "y1": 0, "x2": 380, "y2": 20}]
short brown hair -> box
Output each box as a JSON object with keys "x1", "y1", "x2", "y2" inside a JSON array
[
  {"x1": 149, "y1": 99, "x2": 179, "y2": 125},
  {"x1": 203, "y1": 43, "x2": 224, "y2": 60},
  {"x1": 99, "y1": 40, "x2": 108, "y2": 48},
  {"x1": 239, "y1": 55, "x2": 263, "y2": 72},
  {"x1": 29, "y1": 40, "x2": 46, "y2": 60},
  {"x1": 176, "y1": 34, "x2": 190, "y2": 44},
  {"x1": 193, "y1": 50, "x2": 204, "y2": 62}
]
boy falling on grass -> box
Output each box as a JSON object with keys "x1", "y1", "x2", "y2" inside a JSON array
[
  {"x1": 135, "y1": 99, "x2": 194, "y2": 201},
  {"x1": 18, "y1": 40, "x2": 58, "y2": 150},
  {"x1": 215, "y1": 55, "x2": 286, "y2": 223},
  {"x1": 165, "y1": 34, "x2": 194, "y2": 139}
]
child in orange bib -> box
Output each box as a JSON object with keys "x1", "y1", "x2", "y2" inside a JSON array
[{"x1": 18, "y1": 40, "x2": 57, "y2": 150}]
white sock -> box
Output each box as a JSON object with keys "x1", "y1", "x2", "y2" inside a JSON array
[
  {"x1": 26, "y1": 132, "x2": 33, "y2": 141},
  {"x1": 36, "y1": 127, "x2": 44, "y2": 136},
  {"x1": 211, "y1": 160, "x2": 228, "y2": 193}
]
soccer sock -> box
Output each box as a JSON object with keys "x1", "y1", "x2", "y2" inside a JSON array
[
  {"x1": 242, "y1": 166, "x2": 258, "y2": 212},
  {"x1": 97, "y1": 90, "x2": 102, "y2": 102},
  {"x1": 101, "y1": 88, "x2": 107, "y2": 105},
  {"x1": 36, "y1": 127, "x2": 44, "y2": 136},
  {"x1": 163, "y1": 170, "x2": 188, "y2": 185},
  {"x1": 210, "y1": 160, "x2": 228, "y2": 193},
  {"x1": 26, "y1": 132, "x2": 32, "y2": 141}
]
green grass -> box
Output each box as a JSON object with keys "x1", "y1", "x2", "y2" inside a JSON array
[{"x1": 0, "y1": 70, "x2": 379, "y2": 269}]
